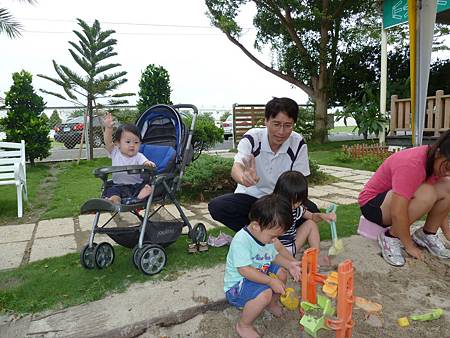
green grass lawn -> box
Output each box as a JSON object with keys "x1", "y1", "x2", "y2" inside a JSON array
[
  {"x1": 329, "y1": 125, "x2": 357, "y2": 133},
  {"x1": 0, "y1": 204, "x2": 360, "y2": 314}
]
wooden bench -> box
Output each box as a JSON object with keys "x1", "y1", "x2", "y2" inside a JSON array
[{"x1": 0, "y1": 140, "x2": 28, "y2": 217}]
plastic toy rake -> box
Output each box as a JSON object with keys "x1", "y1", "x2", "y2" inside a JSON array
[{"x1": 326, "y1": 203, "x2": 343, "y2": 256}]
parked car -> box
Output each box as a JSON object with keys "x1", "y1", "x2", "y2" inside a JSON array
[
  {"x1": 222, "y1": 115, "x2": 233, "y2": 140},
  {"x1": 54, "y1": 115, "x2": 105, "y2": 149}
]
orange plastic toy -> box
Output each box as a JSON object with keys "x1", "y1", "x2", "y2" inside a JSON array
[{"x1": 301, "y1": 248, "x2": 355, "y2": 338}]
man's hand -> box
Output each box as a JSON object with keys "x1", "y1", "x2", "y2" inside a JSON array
[
  {"x1": 287, "y1": 260, "x2": 301, "y2": 282},
  {"x1": 268, "y1": 277, "x2": 285, "y2": 295},
  {"x1": 405, "y1": 243, "x2": 424, "y2": 260},
  {"x1": 103, "y1": 112, "x2": 114, "y2": 129},
  {"x1": 240, "y1": 155, "x2": 260, "y2": 187}
]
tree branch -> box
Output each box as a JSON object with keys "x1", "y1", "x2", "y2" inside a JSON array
[{"x1": 223, "y1": 30, "x2": 313, "y2": 97}]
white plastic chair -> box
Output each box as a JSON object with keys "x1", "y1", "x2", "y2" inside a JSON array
[{"x1": 0, "y1": 140, "x2": 28, "y2": 217}]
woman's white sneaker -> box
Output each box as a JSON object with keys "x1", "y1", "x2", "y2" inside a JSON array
[
  {"x1": 412, "y1": 227, "x2": 450, "y2": 259},
  {"x1": 378, "y1": 231, "x2": 405, "y2": 266}
]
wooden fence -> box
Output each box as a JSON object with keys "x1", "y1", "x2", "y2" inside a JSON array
[
  {"x1": 389, "y1": 90, "x2": 450, "y2": 137},
  {"x1": 231, "y1": 104, "x2": 317, "y2": 147}
]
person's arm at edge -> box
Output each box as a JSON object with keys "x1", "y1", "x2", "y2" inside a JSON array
[{"x1": 273, "y1": 253, "x2": 301, "y2": 281}]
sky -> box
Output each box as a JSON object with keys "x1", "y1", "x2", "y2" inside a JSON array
[{"x1": 0, "y1": 0, "x2": 309, "y2": 112}]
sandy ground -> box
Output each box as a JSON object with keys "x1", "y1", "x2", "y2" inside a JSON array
[{"x1": 143, "y1": 232, "x2": 450, "y2": 338}]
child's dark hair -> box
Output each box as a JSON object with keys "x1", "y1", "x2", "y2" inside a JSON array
[
  {"x1": 114, "y1": 124, "x2": 141, "y2": 142},
  {"x1": 273, "y1": 171, "x2": 308, "y2": 206},
  {"x1": 265, "y1": 97, "x2": 299, "y2": 122},
  {"x1": 426, "y1": 129, "x2": 450, "y2": 178},
  {"x1": 248, "y1": 194, "x2": 293, "y2": 232}
]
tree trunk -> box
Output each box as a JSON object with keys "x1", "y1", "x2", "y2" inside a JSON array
[
  {"x1": 87, "y1": 97, "x2": 93, "y2": 160},
  {"x1": 311, "y1": 94, "x2": 328, "y2": 143},
  {"x1": 311, "y1": 0, "x2": 330, "y2": 144}
]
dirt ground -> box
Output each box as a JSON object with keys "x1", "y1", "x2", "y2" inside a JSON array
[{"x1": 144, "y1": 232, "x2": 450, "y2": 338}]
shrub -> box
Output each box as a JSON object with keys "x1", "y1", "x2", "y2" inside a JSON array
[
  {"x1": 2, "y1": 70, "x2": 51, "y2": 164},
  {"x1": 183, "y1": 112, "x2": 223, "y2": 159},
  {"x1": 180, "y1": 154, "x2": 235, "y2": 201},
  {"x1": 307, "y1": 159, "x2": 331, "y2": 186},
  {"x1": 294, "y1": 105, "x2": 315, "y2": 141},
  {"x1": 180, "y1": 155, "x2": 331, "y2": 201}
]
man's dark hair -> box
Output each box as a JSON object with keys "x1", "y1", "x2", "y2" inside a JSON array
[
  {"x1": 265, "y1": 97, "x2": 299, "y2": 122},
  {"x1": 426, "y1": 129, "x2": 450, "y2": 178},
  {"x1": 248, "y1": 194, "x2": 293, "y2": 232},
  {"x1": 114, "y1": 123, "x2": 141, "y2": 142},
  {"x1": 273, "y1": 171, "x2": 308, "y2": 206}
]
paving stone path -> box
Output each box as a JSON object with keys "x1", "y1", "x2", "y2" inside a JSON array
[{"x1": 0, "y1": 165, "x2": 373, "y2": 271}]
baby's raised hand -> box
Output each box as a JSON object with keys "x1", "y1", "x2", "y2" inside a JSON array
[{"x1": 103, "y1": 112, "x2": 114, "y2": 128}]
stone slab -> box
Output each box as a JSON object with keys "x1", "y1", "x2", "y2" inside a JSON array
[
  {"x1": 23, "y1": 266, "x2": 225, "y2": 338},
  {"x1": 327, "y1": 171, "x2": 360, "y2": 179},
  {"x1": 35, "y1": 218, "x2": 74, "y2": 238},
  {"x1": 328, "y1": 196, "x2": 357, "y2": 205},
  {"x1": 331, "y1": 181, "x2": 365, "y2": 191},
  {"x1": 0, "y1": 242, "x2": 27, "y2": 270},
  {"x1": 0, "y1": 223, "x2": 35, "y2": 244},
  {"x1": 163, "y1": 204, "x2": 195, "y2": 217},
  {"x1": 78, "y1": 214, "x2": 118, "y2": 232},
  {"x1": 310, "y1": 198, "x2": 334, "y2": 210},
  {"x1": 29, "y1": 235, "x2": 77, "y2": 262},
  {"x1": 189, "y1": 203, "x2": 209, "y2": 209},
  {"x1": 308, "y1": 187, "x2": 330, "y2": 198}
]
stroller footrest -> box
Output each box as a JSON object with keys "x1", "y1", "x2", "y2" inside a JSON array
[{"x1": 80, "y1": 198, "x2": 120, "y2": 214}]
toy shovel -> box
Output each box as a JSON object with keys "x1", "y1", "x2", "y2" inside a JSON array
[{"x1": 326, "y1": 204, "x2": 343, "y2": 256}]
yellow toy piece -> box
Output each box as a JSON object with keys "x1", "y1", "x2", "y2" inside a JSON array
[
  {"x1": 322, "y1": 271, "x2": 338, "y2": 298},
  {"x1": 280, "y1": 287, "x2": 299, "y2": 310},
  {"x1": 268, "y1": 272, "x2": 278, "y2": 279},
  {"x1": 397, "y1": 317, "x2": 410, "y2": 327}
]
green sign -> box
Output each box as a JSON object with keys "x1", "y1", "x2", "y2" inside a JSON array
[{"x1": 383, "y1": 0, "x2": 450, "y2": 29}]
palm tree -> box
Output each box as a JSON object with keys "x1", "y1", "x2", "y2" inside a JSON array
[{"x1": 0, "y1": 1, "x2": 35, "y2": 39}]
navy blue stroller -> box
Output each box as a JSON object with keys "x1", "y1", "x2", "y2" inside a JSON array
[{"x1": 79, "y1": 104, "x2": 207, "y2": 275}]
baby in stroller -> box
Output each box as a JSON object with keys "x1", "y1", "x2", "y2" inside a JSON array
[
  {"x1": 79, "y1": 104, "x2": 208, "y2": 276},
  {"x1": 102, "y1": 112, "x2": 155, "y2": 205}
]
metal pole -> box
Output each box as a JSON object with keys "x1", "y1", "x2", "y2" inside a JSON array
[{"x1": 379, "y1": 23, "x2": 388, "y2": 145}]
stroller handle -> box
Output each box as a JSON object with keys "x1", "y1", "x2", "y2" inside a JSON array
[{"x1": 172, "y1": 104, "x2": 198, "y2": 115}]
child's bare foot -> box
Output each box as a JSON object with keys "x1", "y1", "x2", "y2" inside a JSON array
[
  {"x1": 236, "y1": 322, "x2": 260, "y2": 338},
  {"x1": 137, "y1": 184, "x2": 152, "y2": 200},
  {"x1": 267, "y1": 301, "x2": 283, "y2": 317},
  {"x1": 318, "y1": 255, "x2": 331, "y2": 267}
]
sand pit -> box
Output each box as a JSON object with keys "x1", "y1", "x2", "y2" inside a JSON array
[{"x1": 145, "y1": 234, "x2": 450, "y2": 338}]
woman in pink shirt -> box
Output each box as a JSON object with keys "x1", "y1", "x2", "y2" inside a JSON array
[{"x1": 359, "y1": 130, "x2": 450, "y2": 267}]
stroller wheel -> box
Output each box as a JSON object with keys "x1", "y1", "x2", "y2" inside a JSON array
[
  {"x1": 138, "y1": 244, "x2": 167, "y2": 275},
  {"x1": 191, "y1": 223, "x2": 207, "y2": 243},
  {"x1": 80, "y1": 243, "x2": 98, "y2": 269},
  {"x1": 94, "y1": 242, "x2": 115, "y2": 269},
  {"x1": 132, "y1": 245, "x2": 143, "y2": 269}
]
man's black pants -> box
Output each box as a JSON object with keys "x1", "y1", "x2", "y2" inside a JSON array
[{"x1": 208, "y1": 193, "x2": 320, "y2": 232}]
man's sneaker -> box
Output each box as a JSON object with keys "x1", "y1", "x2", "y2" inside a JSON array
[
  {"x1": 378, "y1": 231, "x2": 405, "y2": 267},
  {"x1": 412, "y1": 227, "x2": 450, "y2": 259}
]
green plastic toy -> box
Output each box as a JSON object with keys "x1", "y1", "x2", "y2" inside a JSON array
[
  {"x1": 410, "y1": 308, "x2": 443, "y2": 321},
  {"x1": 300, "y1": 295, "x2": 335, "y2": 337}
]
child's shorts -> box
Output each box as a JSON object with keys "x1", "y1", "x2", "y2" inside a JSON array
[
  {"x1": 103, "y1": 182, "x2": 144, "y2": 199},
  {"x1": 225, "y1": 264, "x2": 280, "y2": 308}
]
